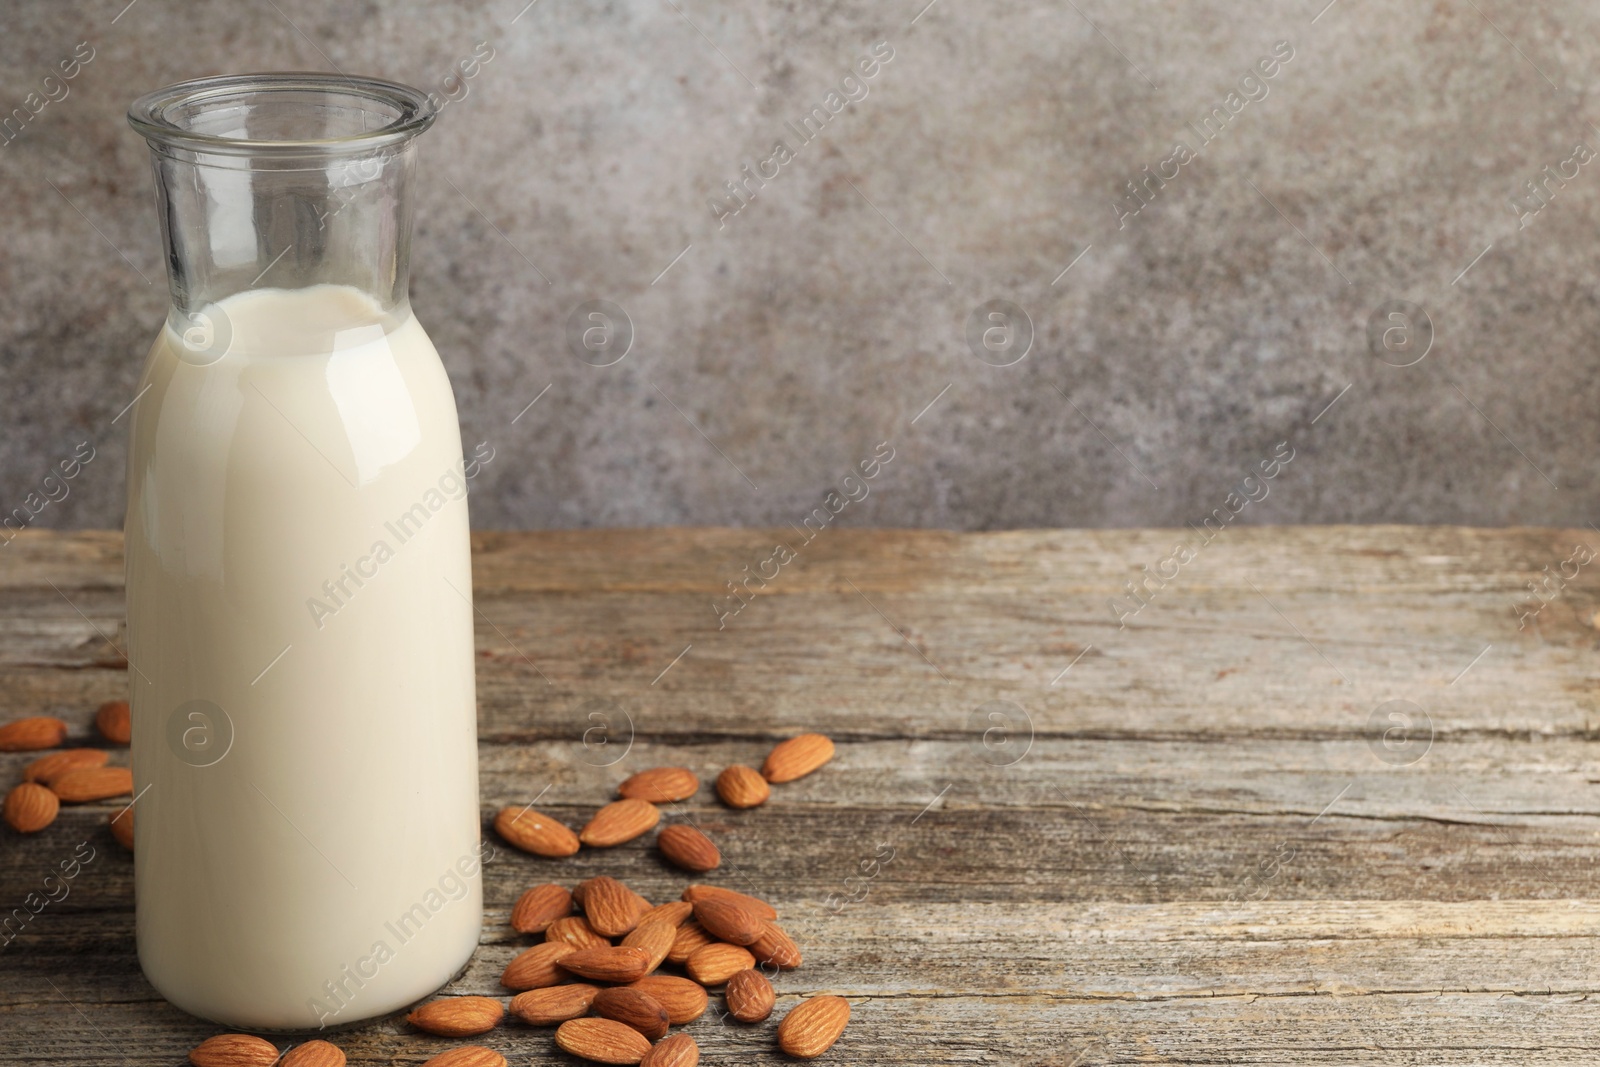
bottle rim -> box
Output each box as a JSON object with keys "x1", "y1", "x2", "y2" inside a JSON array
[{"x1": 128, "y1": 72, "x2": 436, "y2": 156}]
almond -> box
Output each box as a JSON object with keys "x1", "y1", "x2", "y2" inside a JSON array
[
  {"x1": 666, "y1": 919, "x2": 713, "y2": 964},
  {"x1": 750, "y1": 920, "x2": 802, "y2": 970},
  {"x1": 628, "y1": 975, "x2": 709, "y2": 1024},
  {"x1": 546, "y1": 915, "x2": 610, "y2": 950},
  {"x1": 494, "y1": 806, "x2": 579, "y2": 858},
  {"x1": 96, "y1": 700, "x2": 132, "y2": 744},
  {"x1": 188, "y1": 1034, "x2": 280, "y2": 1066},
  {"x1": 109, "y1": 805, "x2": 135, "y2": 850},
  {"x1": 581, "y1": 875, "x2": 651, "y2": 937},
  {"x1": 51, "y1": 766, "x2": 133, "y2": 803},
  {"x1": 559, "y1": 945, "x2": 652, "y2": 983},
  {"x1": 724, "y1": 967, "x2": 775, "y2": 1022},
  {"x1": 592, "y1": 986, "x2": 670, "y2": 1040},
  {"x1": 407, "y1": 995, "x2": 505, "y2": 1036},
  {"x1": 509, "y1": 983, "x2": 600, "y2": 1025},
  {"x1": 618, "y1": 766, "x2": 699, "y2": 803},
  {"x1": 4, "y1": 783, "x2": 58, "y2": 833},
  {"x1": 0, "y1": 716, "x2": 68, "y2": 752},
  {"x1": 639, "y1": 1033, "x2": 699, "y2": 1067},
  {"x1": 281, "y1": 1039, "x2": 345, "y2": 1067},
  {"x1": 715, "y1": 765, "x2": 769, "y2": 808},
  {"x1": 777, "y1": 995, "x2": 850, "y2": 1059},
  {"x1": 657, "y1": 824, "x2": 720, "y2": 872},
  {"x1": 580, "y1": 798, "x2": 660, "y2": 847},
  {"x1": 510, "y1": 883, "x2": 572, "y2": 934},
  {"x1": 638, "y1": 900, "x2": 693, "y2": 928},
  {"x1": 23, "y1": 748, "x2": 108, "y2": 784},
  {"x1": 501, "y1": 941, "x2": 576, "y2": 991},
  {"x1": 682, "y1": 885, "x2": 777, "y2": 920},
  {"x1": 684, "y1": 942, "x2": 755, "y2": 987},
  {"x1": 620, "y1": 919, "x2": 676, "y2": 972},
  {"x1": 554, "y1": 1017, "x2": 652, "y2": 1065},
  {"x1": 421, "y1": 1048, "x2": 506, "y2": 1067},
  {"x1": 761, "y1": 732, "x2": 834, "y2": 783},
  {"x1": 692, "y1": 896, "x2": 763, "y2": 946}
]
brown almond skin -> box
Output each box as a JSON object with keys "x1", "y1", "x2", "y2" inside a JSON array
[
  {"x1": 51, "y1": 766, "x2": 133, "y2": 803},
  {"x1": 559, "y1": 945, "x2": 652, "y2": 983},
  {"x1": 281, "y1": 1039, "x2": 346, "y2": 1067},
  {"x1": 657, "y1": 824, "x2": 720, "y2": 872},
  {"x1": 682, "y1": 885, "x2": 777, "y2": 921},
  {"x1": 582, "y1": 875, "x2": 651, "y2": 937},
  {"x1": 761, "y1": 732, "x2": 835, "y2": 783},
  {"x1": 546, "y1": 915, "x2": 610, "y2": 950},
  {"x1": 554, "y1": 1017, "x2": 653, "y2": 1065},
  {"x1": 109, "y1": 806, "x2": 134, "y2": 850},
  {"x1": 509, "y1": 983, "x2": 600, "y2": 1025},
  {"x1": 692, "y1": 896, "x2": 764, "y2": 946},
  {"x1": 621, "y1": 919, "x2": 676, "y2": 972},
  {"x1": 618, "y1": 766, "x2": 699, "y2": 803},
  {"x1": 725, "y1": 968, "x2": 776, "y2": 1022},
  {"x1": 4, "y1": 783, "x2": 59, "y2": 833},
  {"x1": 715, "y1": 765, "x2": 769, "y2": 808},
  {"x1": 628, "y1": 974, "x2": 709, "y2": 1024},
  {"x1": 684, "y1": 942, "x2": 756, "y2": 987},
  {"x1": 0, "y1": 716, "x2": 68, "y2": 752},
  {"x1": 23, "y1": 748, "x2": 108, "y2": 784},
  {"x1": 592, "y1": 986, "x2": 670, "y2": 1041},
  {"x1": 406, "y1": 995, "x2": 505, "y2": 1037},
  {"x1": 188, "y1": 1033, "x2": 281, "y2": 1066},
  {"x1": 421, "y1": 1048, "x2": 507, "y2": 1067},
  {"x1": 501, "y1": 941, "x2": 576, "y2": 991},
  {"x1": 494, "y1": 806, "x2": 579, "y2": 857},
  {"x1": 580, "y1": 798, "x2": 661, "y2": 847},
  {"x1": 777, "y1": 995, "x2": 851, "y2": 1059},
  {"x1": 667, "y1": 919, "x2": 713, "y2": 964},
  {"x1": 750, "y1": 920, "x2": 802, "y2": 969},
  {"x1": 639, "y1": 1033, "x2": 699, "y2": 1067},
  {"x1": 510, "y1": 883, "x2": 572, "y2": 934},
  {"x1": 638, "y1": 900, "x2": 693, "y2": 927},
  {"x1": 96, "y1": 700, "x2": 133, "y2": 744}
]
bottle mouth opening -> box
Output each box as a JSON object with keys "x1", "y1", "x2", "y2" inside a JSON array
[{"x1": 128, "y1": 72, "x2": 436, "y2": 157}]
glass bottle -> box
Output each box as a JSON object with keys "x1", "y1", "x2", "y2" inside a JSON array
[{"x1": 125, "y1": 73, "x2": 483, "y2": 1030}]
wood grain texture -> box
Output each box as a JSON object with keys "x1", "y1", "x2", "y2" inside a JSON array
[{"x1": 1, "y1": 527, "x2": 1598, "y2": 1064}]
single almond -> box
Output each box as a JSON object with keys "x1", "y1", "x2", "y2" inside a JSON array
[
  {"x1": 724, "y1": 968, "x2": 775, "y2": 1022},
  {"x1": 23, "y1": 748, "x2": 108, "y2": 784},
  {"x1": 546, "y1": 915, "x2": 610, "y2": 950},
  {"x1": 777, "y1": 995, "x2": 851, "y2": 1059},
  {"x1": 420, "y1": 1048, "x2": 506, "y2": 1067},
  {"x1": 188, "y1": 1033, "x2": 280, "y2": 1066},
  {"x1": 750, "y1": 920, "x2": 802, "y2": 969},
  {"x1": 581, "y1": 875, "x2": 651, "y2": 937},
  {"x1": 628, "y1": 975, "x2": 709, "y2": 1024},
  {"x1": 494, "y1": 806, "x2": 579, "y2": 858},
  {"x1": 761, "y1": 732, "x2": 834, "y2": 783},
  {"x1": 406, "y1": 995, "x2": 505, "y2": 1037},
  {"x1": 281, "y1": 1039, "x2": 346, "y2": 1067},
  {"x1": 50, "y1": 766, "x2": 133, "y2": 803},
  {"x1": 639, "y1": 899, "x2": 694, "y2": 927},
  {"x1": 109, "y1": 805, "x2": 134, "y2": 850},
  {"x1": 667, "y1": 919, "x2": 713, "y2": 964},
  {"x1": 592, "y1": 986, "x2": 670, "y2": 1040},
  {"x1": 509, "y1": 983, "x2": 600, "y2": 1025},
  {"x1": 96, "y1": 700, "x2": 133, "y2": 744},
  {"x1": 559, "y1": 945, "x2": 652, "y2": 983},
  {"x1": 511, "y1": 883, "x2": 572, "y2": 934},
  {"x1": 639, "y1": 1033, "x2": 699, "y2": 1067},
  {"x1": 0, "y1": 716, "x2": 68, "y2": 752},
  {"x1": 692, "y1": 896, "x2": 763, "y2": 946},
  {"x1": 681, "y1": 885, "x2": 777, "y2": 921},
  {"x1": 657, "y1": 824, "x2": 720, "y2": 872},
  {"x1": 715, "y1": 765, "x2": 769, "y2": 808},
  {"x1": 580, "y1": 798, "x2": 661, "y2": 847},
  {"x1": 5, "y1": 783, "x2": 59, "y2": 833},
  {"x1": 554, "y1": 1017, "x2": 652, "y2": 1065},
  {"x1": 620, "y1": 919, "x2": 676, "y2": 972},
  {"x1": 618, "y1": 766, "x2": 699, "y2": 803},
  {"x1": 501, "y1": 941, "x2": 576, "y2": 991},
  {"x1": 684, "y1": 942, "x2": 755, "y2": 987}
]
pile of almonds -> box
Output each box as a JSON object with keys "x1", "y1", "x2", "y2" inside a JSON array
[{"x1": 1, "y1": 702, "x2": 135, "y2": 845}]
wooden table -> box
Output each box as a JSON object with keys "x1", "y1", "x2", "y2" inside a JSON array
[{"x1": 4, "y1": 527, "x2": 1599, "y2": 1065}]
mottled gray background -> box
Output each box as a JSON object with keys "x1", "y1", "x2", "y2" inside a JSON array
[{"x1": 2, "y1": 0, "x2": 1596, "y2": 531}]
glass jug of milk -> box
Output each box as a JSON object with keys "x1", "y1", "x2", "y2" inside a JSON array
[{"x1": 125, "y1": 74, "x2": 482, "y2": 1030}]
